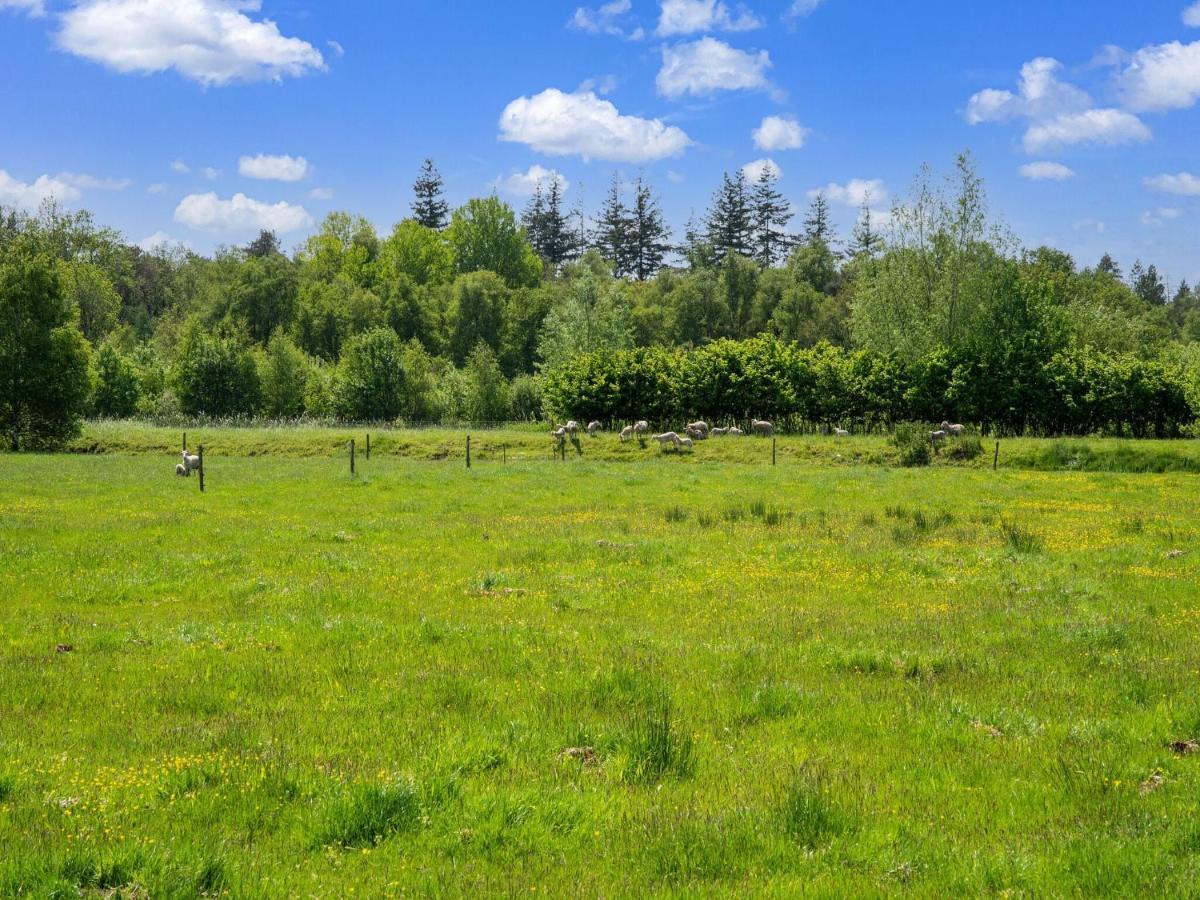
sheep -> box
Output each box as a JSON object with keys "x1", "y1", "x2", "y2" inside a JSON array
[
  {"x1": 180, "y1": 451, "x2": 201, "y2": 476},
  {"x1": 175, "y1": 463, "x2": 188, "y2": 477},
  {"x1": 929, "y1": 430, "x2": 948, "y2": 442},
  {"x1": 633, "y1": 420, "x2": 650, "y2": 437},
  {"x1": 729, "y1": 427, "x2": 745, "y2": 436},
  {"x1": 941, "y1": 421, "x2": 966, "y2": 436},
  {"x1": 710, "y1": 427, "x2": 730, "y2": 437},
  {"x1": 685, "y1": 425, "x2": 708, "y2": 441},
  {"x1": 677, "y1": 436, "x2": 693, "y2": 451},
  {"x1": 653, "y1": 431, "x2": 682, "y2": 447},
  {"x1": 587, "y1": 421, "x2": 602, "y2": 437},
  {"x1": 619, "y1": 425, "x2": 635, "y2": 442},
  {"x1": 834, "y1": 427, "x2": 850, "y2": 437},
  {"x1": 686, "y1": 421, "x2": 709, "y2": 435},
  {"x1": 564, "y1": 421, "x2": 580, "y2": 438},
  {"x1": 552, "y1": 426, "x2": 567, "y2": 440},
  {"x1": 752, "y1": 419, "x2": 774, "y2": 437}
]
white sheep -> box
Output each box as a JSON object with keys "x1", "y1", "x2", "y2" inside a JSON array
[
  {"x1": 633, "y1": 420, "x2": 650, "y2": 436},
  {"x1": 729, "y1": 427, "x2": 745, "y2": 436},
  {"x1": 710, "y1": 427, "x2": 730, "y2": 437},
  {"x1": 180, "y1": 451, "x2": 201, "y2": 476},
  {"x1": 752, "y1": 419, "x2": 774, "y2": 437},
  {"x1": 552, "y1": 426, "x2": 567, "y2": 440},
  {"x1": 834, "y1": 428, "x2": 850, "y2": 437},
  {"x1": 929, "y1": 430, "x2": 948, "y2": 442},
  {"x1": 175, "y1": 463, "x2": 188, "y2": 477},
  {"x1": 653, "y1": 431, "x2": 682, "y2": 447},
  {"x1": 564, "y1": 421, "x2": 580, "y2": 438},
  {"x1": 587, "y1": 421, "x2": 602, "y2": 437},
  {"x1": 685, "y1": 425, "x2": 708, "y2": 441},
  {"x1": 619, "y1": 425, "x2": 635, "y2": 442},
  {"x1": 677, "y1": 436, "x2": 693, "y2": 451},
  {"x1": 686, "y1": 421, "x2": 709, "y2": 435},
  {"x1": 941, "y1": 421, "x2": 966, "y2": 436}
]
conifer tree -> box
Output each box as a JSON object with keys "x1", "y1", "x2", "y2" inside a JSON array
[
  {"x1": 749, "y1": 164, "x2": 793, "y2": 267},
  {"x1": 628, "y1": 176, "x2": 672, "y2": 281},
  {"x1": 848, "y1": 202, "x2": 884, "y2": 259},
  {"x1": 593, "y1": 174, "x2": 634, "y2": 277},
  {"x1": 802, "y1": 192, "x2": 835, "y2": 247},
  {"x1": 411, "y1": 159, "x2": 450, "y2": 231},
  {"x1": 706, "y1": 171, "x2": 753, "y2": 260}
]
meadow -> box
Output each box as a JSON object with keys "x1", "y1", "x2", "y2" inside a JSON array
[{"x1": 2, "y1": 427, "x2": 1200, "y2": 896}]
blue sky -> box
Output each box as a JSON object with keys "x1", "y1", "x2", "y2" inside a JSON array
[{"x1": 1, "y1": 0, "x2": 1198, "y2": 284}]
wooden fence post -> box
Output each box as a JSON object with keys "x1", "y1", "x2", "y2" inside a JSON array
[
  {"x1": 502, "y1": 445, "x2": 506, "y2": 465},
  {"x1": 182, "y1": 432, "x2": 187, "y2": 452},
  {"x1": 772, "y1": 438, "x2": 777, "y2": 466},
  {"x1": 466, "y1": 435, "x2": 471, "y2": 469},
  {"x1": 993, "y1": 440, "x2": 1000, "y2": 471},
  {"x1": 198, "y1": 446, "x2": 205, "y2": 493},
  {"x1": 366, "y1": 433, "x2": 371, "y2": 460},
  {"x1": 350, "y1": 439, "x2": 356, "y2": 475}
]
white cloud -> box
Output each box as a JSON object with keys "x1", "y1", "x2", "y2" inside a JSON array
[
  {"x1": 238, "y1": 153, "x2": 311, "y2": 182},
  {"x1": 752, "y1": 115, "x2": 808, "y2": 151},
  {"x1": 1184, "y1": 3, "x2": 1200, "y2": 27},
  {"x1": 1022, "y1": 108, "x2": 1150, "y2": 153},
  {"x1": 742, "y1": 158, "x2": 781, "y2": 182},
  {"x1": 1117, "y1": 40, "x2": 1200, "y2": 112},
  {"x1": 0, "y1": 170, "x2": 81, "y2": 210},
  {"x1": 57, "y1": 0, "x2": 326, "y2": 86},
  {"x1": 666, "y1": 170, "x2": 685, "y2": 184},
  {"x1": 569, "y1": 0, "x2": 644, "y2": 39},
  {"x1": 657, "y1": 37, "x2": 771, "y2": 99},
  {"x1": 1019, "y1": 161, "x2": 1076, "y2": 181},
  {"x1": 57, "y1": 172, "x2": 132, "y2": 191},
  {"x1": 810, "y1": 178, "x2": 887, "y2": 207},
  {"x1": 656, "y1": 0, "x2": 761, "y2": 37},
  {"x1": 499, "y1": 88, "x2": 691, "y2": 163},
  {"x1": 137, "y1": 231, "x2": 176, "y2": 252},
  {"x1": 1144, "y1": 171, "x2": 1200, "y2": 195},
  {"x1": 0, "y1": 0, "x2": 44, "y2": 16},
  {"x1": 174, "y1": 191, "x2": 313, "y2": 233},
  {"x1": 171, "y1": 160, "x2": 190, "y2": 174},
  {"x1": 309, "y1": 187, "x2": 334, "y2": 200},
  {"x1": 203, "y1": 167, "x2": 222, "y2": 180},
  {"x1": 326, "y1": 39, "x2": 344, "y2": 58},
  {"x1": 786, "y1": 0, "x2": 826, "y2": 16},
  {"x1": 1073, "y1": 218, "x2": 1106, "y2": 233},
  {"x1": 1141, "y1": 207, "x2": 1182, "y2": 226},
  {"x1": 147, "y1": 183, "x2": 166, "y2": 194},
  {"x1": 966, "y1": 58, "x2": 1091, "y2": 125},
  {"x1": 492, "y1": 165, "x2": 569, "y2": 197}
]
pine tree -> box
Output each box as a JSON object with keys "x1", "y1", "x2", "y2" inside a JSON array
[
  {"x1": 706, "y1": 171, "x2": 753, "y2": 260},
  {"x1": 680, "y1": 213, "x2": 716, "y2": 271},
  {"x1": 521, "y1": 184, "x2": 548, "y2": 259},
  {"x1": 245, "y1": 229, "x2": 281, "y2": 258},
  {"x1": 848, "y1": 202, "x2": 884, "y2": 259},
  {"x1": 593, "y1": 174, "x2": 634, "y2": 278},
  {"x1": 749, "y1": 164, "x2": 793, "y2": 267},
  {"x1": 523, "y1": 178, "x2": 580, "y2": 272},
  {"x1": 411, "y1": 159, "x2": 450, "y2": 231},
  {"x1": 802, "y1": 192, "x2": 835, "y2": 247},
  {"x1": 628, "y1": 177, "x2": 672, "y2": 281},
  {"x1": 1133, "y1": 262, "x2": 1167, "y2": 306},
  {"x1": 1096, "y1": 253, "x2": 1121, "y2": 279}
]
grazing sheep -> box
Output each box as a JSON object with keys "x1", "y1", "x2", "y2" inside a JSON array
[
  {"x1": 653, "y1": 431, "x2": 682, "y2": 447},
  {"x1": 834, "y1": 427, "x2": 850, "y2": 437},
  {"x1": 729, "y1": 427, "x2": 745, "y2": 436},
  {"x1": 752, "y1": 419, "x2": 774, "y2": 437},
  {"x1": 685, "y1": 425, "x2": 708, "y2": 441},
  {"x1": 677, "y1": 436, "x2": 693, "y2": 451},
  {"x1": 552, "y1": 426, "x2": 567, "y2": 440},
  {"x1": 710, "y1": 427, "x2": 730, "y2": 437},
  {"x1": 686, "y1": 421, "x2": 709, "y2": 435},
  {"x1": 564, "y1": 420, "x2": 580, "y2": 438},
  {"x1": 180, "y1": 451, "x2": 201, "y2": 476},
  {"x1": 633, "y1": 420, "x2": 650, "y2": 437},
  {"x1": 941, "y1": 421, "x2": 966, "y2": 436},
  {"x1": 587, "y1": 421, "x2": 602, "y2": 437},
  {"x1": 619, "y1": 425, "x2": 635, "y2": 442},
  {"x1": 929, "y1": 430, "x2": 948, "y2": 442}
]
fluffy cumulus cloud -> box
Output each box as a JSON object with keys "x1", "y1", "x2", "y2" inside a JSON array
[
  {"x1": 174, "y1": 191, "x2": 313, "y2": 233},
  {"x1": 1116, "y1": 41, "x2": 1200, "y2": 112},
  {"x1": 492, "y1": 165, "x2": 569, "y2": 197},
  {"x1": 657, "y1": 37, "x2": 771, "y2": 99},
  {"x1": 57, "y1": 0, "x2": 326, "y2": 86},
  {"x1": 1144, "y1": 171, "x2": 1200, "y2": 195},
  {"x1": 810, "y1": 178, "x2": 887, "y2": 207},
  {"x1": 1019, "y1": 161, "x2": 1076, "y2": 181},
  {"x1": 967, "y1": 57, "x2": 1149, "y2": 153},
  {"x1": 569, "y1": 0, "x2": 644, "y2": 40},
  {"x1": 1140, "y1": 207, "x2": 1182, "y2": 226},
  {"x1": 0, "y1": 0, "x2": 44, "y2": 16},
  {"x1": 57, "y1": 172, "x2": 132, "y2": 191},
  {"x1": 137, "y1": 231, "x2": 176, "y2": 252},
  {"x1": 741, "y1": 158, "x2": 781, "y2": 182},
  {"x1": 1023, "y1": 109, "x2": 1150, "y2": 153},
  {"x1": 786, "y1": 0, "x2": 826, "y2": 17},
  {"x1": 171, "y1": 160, "x2": 191, "y2": 174},
  {"x1": 0, "y1": 170, "x2": 81, "y2": 209},
  {"x1": 656, "y1": 0, "x2": 761, "y2": 37},
  {"x1": 238, "y1": 153, "x2": 311, "y2": 182},
  {"x1": 1184, "y1": 3, "x2": 1200, "y2": 27},
  {"x1": 499, "y1": 88, "x2": 691, "y2": 163},
  {"x1": 752, "y1": 115, "x2": 808, "y2": 151}
]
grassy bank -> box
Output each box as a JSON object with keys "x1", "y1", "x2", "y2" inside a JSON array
[{"x1": 1, "y1": 454, "x2": 1199, "y2": 894}]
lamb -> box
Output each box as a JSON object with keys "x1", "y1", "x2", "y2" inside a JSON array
[
  {"x1": 653, "y1": 431, "x2": 682, "y2": 447},
  {"x1": 619, "y1": 425, "x2": 635, "y2": 442},
  {"x1": 633, "y1": 420, "x2": 650, "y2": 437},
  {"x1": 929, "y1": 430, "x2": 948, "y2": 442},
  {"x1": 552, "y1": 426, "x2": 567, "y2": 440},
  {"x1": 175, "y1": 463, "x2": 188, "y2": 477},
  {"x1": 179, "y1": 451, "x2": 201, "y2": 476},
  {"x1": 710, "y1": 427, "x2": 730, "y2": 437},
  {"x1": 834, "y1": 428, "x2": 850, "y2": 437},
  {"x1": 685, "y1": 425, "x2": 708, "y2": 441},
  {"x1": 677, "y1": 436, "x2": 693, "y2": 451},
  {"x1": 752, "y1": 419, "x2": 774, "y2": 437},
  {"x1": 587, "y1": 421, "x2": 602, "y2": 437},
  {"x1": 941, "y1": 421, "x2": 966, "y2": 436},
  {"x1": 728, "y1": 427, "x2": 745, "y2": 436}
]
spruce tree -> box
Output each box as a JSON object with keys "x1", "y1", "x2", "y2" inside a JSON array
[
  {"x1": 802, "y1": 192, "x2": 835, "y2": 247},
  {"x1": 629, "y1": 176, "x2": 671, "y2": 281},
  {"x1": 848, "y1": 202, "x2": 884, "y2": 259},
  {"x1": 523, "y1": 179, "x2": 580, "y2": 272},
  {"x1": 706, "y1": 171, "x2": 753, "y2": 260},
  {"x1": 411, "y1": 159, "x2": 450, "y2": 231},
  {"x1": 749, "y1": 164, "x2": 793, "y2": 267},
  {"x1": 593, "y1": 174, "x2": 634, "y2": 278},
  {"x1": 1096, "y1": 253, "x2": 1121, "y2": 279},
  {"x1": 521, "y1": 184, "x2": 548, "y2": 259}
]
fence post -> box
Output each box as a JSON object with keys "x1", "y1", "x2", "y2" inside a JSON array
[
  {"x1": 366, "y1": 432, "x2": 371, "y2": 460},
  {"x1": 350, "y1": 439, "x2": 356, "y2": 475},
  {"x1": 993, "y1": 440, "x2": 1000, "y2": 471},
  {"x1": 182, "y1": 432, "x2": 187, "y2": 452},
  {"x1": 198, "y1": 445, "x2": 205, "y2": 493},
  {"x1": 466, "y1": 435, "x2": 471, "y2": 469},
  {"x1": 772, "y1": 438, "x2": 777, "y2": 466},
  {"x1": 502, "y1": 445, "x2": 506, "y2": 465}
]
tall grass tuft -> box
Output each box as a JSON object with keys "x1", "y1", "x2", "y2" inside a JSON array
[
  {"x1": 779, "y1": 774, "x2": 849, "y2": 850},
  {"x1": 891, "y1": 422, "x2": 931, "y2": 467},
  {"x1": 1000, "y1": 519, "x2": 1042, "y2": 553},
  {"x1": 312, "y1": 780, "x2": 422, "y2": 848},
  {"x1": 622, "y1": 695, "x2": 695, "y2": 783}
]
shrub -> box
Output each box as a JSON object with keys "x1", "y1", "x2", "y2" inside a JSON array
[
  {"x1": 173, "y1": 324, "x2": 261, "y2": 418},
  {"x1": 891, "y1": 422, "x2": 931, "y2": 467},
  {"x1": 91, "y1": 340, "x2": 141, "y2": 418},
  {"x1": 259, "y1": 330, "x2": 310, "y2": 418},
  {"x1": 945, "y1": 432, "x2": 984, "y2": 461},
  {"x1": 333, "y1": 327, "x2": 407, "y2": 421},
  {"x1": 508, "y1": 374, "x2": 544, "y2": 422}
]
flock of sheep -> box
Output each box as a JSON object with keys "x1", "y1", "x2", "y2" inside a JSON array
[
  {"x1": 552, "y1": 418, "x2": 966, "y2": 450},
  {"x1": 930, "y1": 421, "x2": 967, "y2": 442}
]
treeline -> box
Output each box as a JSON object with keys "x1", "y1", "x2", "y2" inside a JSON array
[{"x1": 3, "y1": 153, "x2": 1200, "y2": 448}]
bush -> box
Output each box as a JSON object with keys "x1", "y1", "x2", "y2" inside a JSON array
[
  {"x1": 464, "y1": 342, "x2": 509, "y2": 423},
  {"x1": 891, "y1": 422, "x2": 931, "y2": 467},
  {"x1": 174, "y1": 325, "x2": 261, "y2": 418},
  {"x1": 333, "y1": 327, "x2": 407, "y2": 421},
  {"x1": 91, "y1": 341, "x2": 140, "y2": 418},
  {"x1": 508, "y1": 374, "x2": 544, "y2": 422},
  {"x1": 259, "y1": 330, "x2": 310, "y2": 418},
  {"x1": 944, "y1": 432, "x2": 984, "y2": 461}
]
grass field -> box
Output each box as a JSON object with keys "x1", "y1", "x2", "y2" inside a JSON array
[{"x1": 3, "y1": 430, "x2": 1200, "y2": 896}]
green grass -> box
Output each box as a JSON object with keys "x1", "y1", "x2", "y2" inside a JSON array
[{"x1": 2, "y1": 441, "x2": 1200, "y2": 895}]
